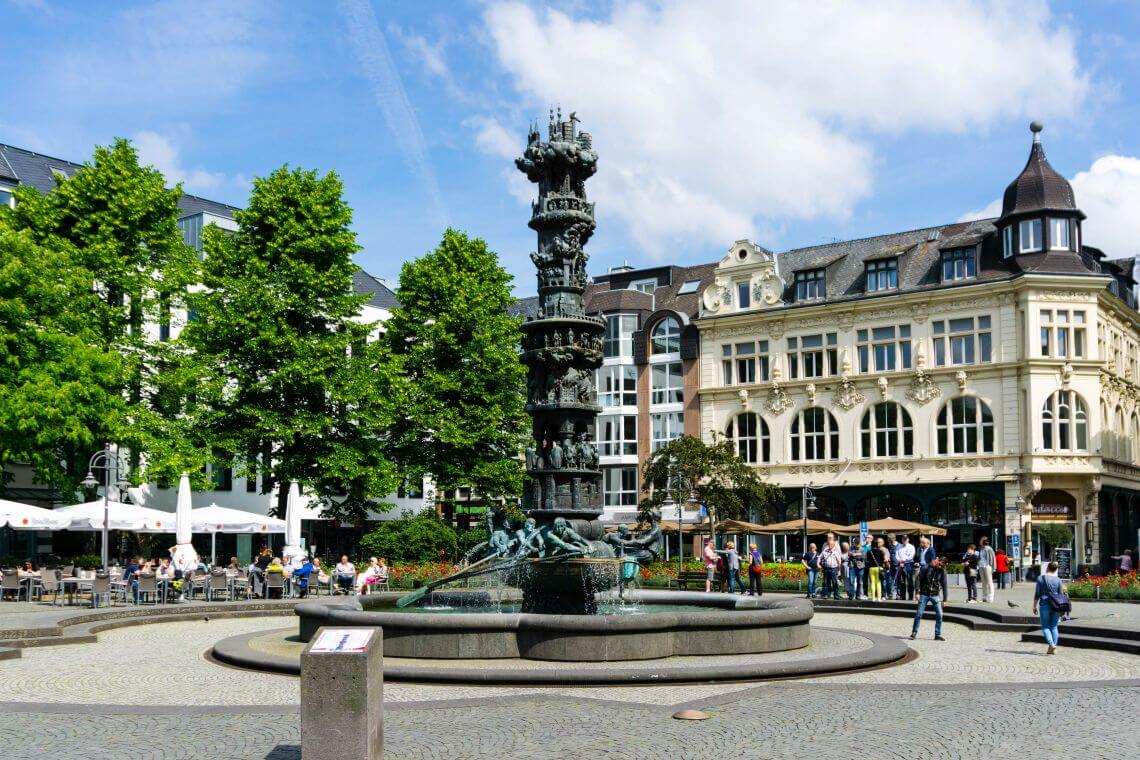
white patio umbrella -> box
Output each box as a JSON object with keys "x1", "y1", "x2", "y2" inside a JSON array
[
  {"x1": 55, "y1": 500, "x2": 174, "y2": 532},
  {"x1": 282, "y1": 481, "x2": 304, "y2": 564},
  {"x1": 169, "y1": 473, "x2": 200, "y2": 573},
  {"x1": 0, "y1": 499, "x2": 70, "y2": 530},
  {"x1": 190, "y1": 504, "x2": 286, "y2": 565}
]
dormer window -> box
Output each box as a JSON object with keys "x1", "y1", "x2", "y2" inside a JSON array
[
  {"x1": 629, "y1": 278, "x2": 656, "y2": 294},
  {"x1": 1002, "y1": 226, "x2": 1013, "y2": 259},
  {"x1": 865, "y1": 258, "x2": 898, "y2": 292},
  {"x1": 0, "y1": 186, "x2": 13, "y2": 208},
  {"x1": 941, "y1": 247, "x2": 976, "y2": 282},
  {"x1": 677, "y1": 279, "x2": 700, "y2": 295},
  {"x1": 794, "y1": 269, "x2": 825, "y2": 302},
  {"x1": 1049, "y1": 218, "x2": 1071, "y2": 250},
  {"x1": 737, "y1": 282, "x2": 751, "y2": 308},
  {"x1": 1019, "y1": 219, "x2": 1042, "y2": 252}
]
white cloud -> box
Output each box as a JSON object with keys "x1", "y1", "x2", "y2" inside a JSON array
[
  {"x1": 480, "y1": 0, "x2": 1090, "y2": 255},
  {"x1": 132, "y1": 131, "x2": 237, "y2": 194},
  {"x1": 467, "y1": 117, "x2": 518, "y2": 159},
  {"x1": 1072, "y1": 155, "x2": 1140, "y2": 258},
  {"x1": 393, "y1": 27, "x2": 449, "y2": 79},
  {"x1": 958, "y1": 198, "x2": 1003, "y2": 223}
]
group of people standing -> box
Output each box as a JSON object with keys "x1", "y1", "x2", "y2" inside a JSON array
[
  {"x1": 702, "y1": 539, "x2": 765, "y2": 595},
  {"x1": 800, "y1": 533, "x2": 1004, "y2": 604}
]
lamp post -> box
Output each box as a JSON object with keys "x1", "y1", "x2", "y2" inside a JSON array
[
  {"x1": 801, "y1": 484, "x2": 817, "y2": 556},
  {"x1": 80, "y1": 447, "x2": 132, "y2": 572}
]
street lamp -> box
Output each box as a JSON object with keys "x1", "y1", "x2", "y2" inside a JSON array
[
  {"x1": 801, "y1": 484, "x2": 818, "y2": 556},
  {"x1": 81, "y1": 447, "x2": 132, "y2": 571}
]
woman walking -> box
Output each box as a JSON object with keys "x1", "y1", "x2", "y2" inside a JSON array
[{"x1": 1032, "y1": 561, "x2": 1070, "y2": 655}]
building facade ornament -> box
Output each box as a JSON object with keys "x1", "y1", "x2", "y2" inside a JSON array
[
  {"x1": 765, "y1": 379, "x2": 793, "y2": 415},
  {"x1": 955, "y1": 370, "x2": 969, "y2": 392},
  {"x1": 737, "y1": 388, "x2": 750, "y2": 410},
  {"x1": 905, "y1": 368, "x2": 941, "y2": 405},
  {"x1": 831, "y1": 375, "x2": 865, "y2": 411},
  {"x1": 805, "y1": 383, "x2": 817, "y2": 406},
  {"x1": 1061, "y1": 362, "x2": 1073, "y2": 388},
  {"x1": 877, "y1": 376, "x2": 889, "y2": 400}
]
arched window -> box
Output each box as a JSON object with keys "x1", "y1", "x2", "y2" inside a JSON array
[
  {"x1": 790, "y1": 407, "x2": 840, "y2": 461},
  {"x1": 1041, "y1": 390, "x2": 1088, "y2": 452},
  {"x1": 726, "y1": 412, "x2": 770, "y2": 464},
  {"x1": 651, "y1": 317, "x2": 681, "y2": 355},
  {"x1": 860, "y1": 402, "x2": 914, "y2": 458},
  {"x1": 937, "y1": 396, "x2": 994, "y2": 455}
]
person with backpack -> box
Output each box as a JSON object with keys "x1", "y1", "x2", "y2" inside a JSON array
[
  {"x1": 1033, "y1": 561, "x2": 1070, "y2": 655},
  {"x1": 802, "y1": 543, "x2": 820, "y2": 598},
  {"x1": 962, "y1": 545, "x2": 980, "y2": 603},
  {"x1": 746, "y1": 543, "x2": 764, "y2": 596}
]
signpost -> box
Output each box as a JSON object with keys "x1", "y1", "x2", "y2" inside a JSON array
[{"x1": 859, "y1": 520, "x2": 869, "y2": 547}]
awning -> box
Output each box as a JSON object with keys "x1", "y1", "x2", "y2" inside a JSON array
[{"x1": 751, "y1": 518, "x2": 848, "y2": 535}]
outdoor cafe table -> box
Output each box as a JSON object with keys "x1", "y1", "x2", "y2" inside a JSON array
[{"x1": 61, "y1": 576, "x2": 93, "y2": 604}]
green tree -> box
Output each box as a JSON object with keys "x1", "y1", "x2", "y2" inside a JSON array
[
  {"x1": 639, "y1": 434, "x2": 779, "y2": 529},
  {"x1": 384, "y1": 229, "x2": 527, "y2": 502},
  {"x1": 183, "y1": 166, "x2": 400, "y2": 519},
  {"x1": 0, "y1": 223, "x2": 126, "y2": 492},
  {"x1": 1, "y1": 139, "x2": 200, "y2": 490},
  {"x1": 359, "y1": 509, "x2": 458, "y2": 563}
]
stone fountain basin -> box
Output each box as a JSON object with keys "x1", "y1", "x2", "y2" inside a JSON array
[{"x1": 295, "y1": 590, "x2": 812, "y2": 662}]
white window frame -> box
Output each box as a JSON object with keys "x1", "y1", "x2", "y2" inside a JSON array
[
  {"x1": 0, "y1": 185, "x2": 14, "y2": 208},
  {"x1": 941, "y1": 247, "x2": 977, "y2": 282},
  {"x1": 1039, "y1": 310, "x2": 1086, "y2": 359},
  {"x1": 790, "y1": 407, "x2": 840, "y2": 462},
  {"x1": 1019, "y1": 218, "x2": 1043, "y2": 253},
  {"x1": 721, "y1": 340, "x2": 769, "y2": 385},
  {"x1": 650, "y1": 317, "x2": 681, "y2": 355},
  {"x1": 629, "y1": 278, "x2": 656, "y2": 294},
  {"x1": 603, "y1": 466, "x2": 638, "y2": 507},
  {"x1": 932, "y1": 316, "x2": 992, "y2": 366},
  {"x1": 1049, "y1": 217, "x2": 1071, "y2": 251},
  {"x1": 787, "y1": 333, "x2": 838, "y2": 379},
  {"x1": 677, "y1": 279, "x2": 701, "y2": 295},
  {"x1": 865, "y1": 258, "x2": 898, "y2": 292},
  {"x1": 603, "y1": 314, "x2": 638, "y2": 358},
  {"x1": 737, "y1": 281, "x2": 752, "y2": 309},
  {"x1": 726, "y1": 412, "x2": 770, "y2": 464},
  {"x1": 937, "y1": 396, "x2": 994, "y2": 455},
  {"x1": 650, "y1": 361, "x2": 683, "y2": 406},
  {"x1": 650, "y1": 411, "x2": 684, "y2": 451},
  {"x1": 860, "y1": 402, "x2": 913, "y2": 458},
  {"x1": 597, "y1": 365, "x2": 637, "y2": 408},
  {"x1": 1041, "y1": 390, "x2": 1087, "y2": 452},
  {"x1": 1002, "y1": 226, "x2": 1013, "y2": 259},
  {"x1": 857, "y1": 325, "x2": 912, "y2": 373},
  {"x1": 599, "y1": 414, "x2": 638, "y2": 457}
]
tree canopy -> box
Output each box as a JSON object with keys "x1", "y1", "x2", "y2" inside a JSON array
[
  {"x1": 383, "y1": 229, "x2": 527, "y2": 500},
  {"x1": 639, "y1": 434, "x2": 779, "y2": 528},
  {"x1": 183, "y1": 165, "x2": 401, "y2": 519}
]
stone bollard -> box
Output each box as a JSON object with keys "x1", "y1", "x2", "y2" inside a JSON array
[{"x1": 301, "y1": 626, "x2": 383, "y2": 760}]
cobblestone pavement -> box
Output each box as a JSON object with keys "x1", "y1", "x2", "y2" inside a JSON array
[{"x1": 1, "y1": 614, "x2": 1138, "y2": 759}]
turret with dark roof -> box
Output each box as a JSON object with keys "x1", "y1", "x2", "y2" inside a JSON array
[{"x1": 999, "y1": 122, "x2": 1084, "y2": 223}]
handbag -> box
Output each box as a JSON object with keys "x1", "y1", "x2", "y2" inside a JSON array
[{"x1": 1045, "y1": 588, "x2": 1071, "y2": 613}]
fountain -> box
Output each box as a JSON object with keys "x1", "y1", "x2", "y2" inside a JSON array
[{"x1": 274, "y1": 113, "x2": 858, "y2": 679}]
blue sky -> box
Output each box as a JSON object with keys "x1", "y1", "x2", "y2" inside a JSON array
[{"x1": 4, "y1": 0, "x2": 1140, "y2": 296}]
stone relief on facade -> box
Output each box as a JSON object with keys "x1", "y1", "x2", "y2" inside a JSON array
[
  {"x1": 831, "y1": 375, "x2": 864, "y2": 411},
  {"x1": 955, "y1": 370, "x2": 968, "y2": 392},
  {"x1": 877, "y1": 376, "x2": 889, "y2": 400},
  {"x1": 765, "y1": 368, "x2": 793, "y2": 415},
  {"x1": 905, "y1": 368, "x2": 941, "y2": 405}
]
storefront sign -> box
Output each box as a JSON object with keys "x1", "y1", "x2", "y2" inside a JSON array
[{"x1": 1031, "y1": 490, "x2": 1076, "y2": 522}]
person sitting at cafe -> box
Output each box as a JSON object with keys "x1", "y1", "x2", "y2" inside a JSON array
[
  {"x1": 19, "y1": 559, "x2": 38, "y2": 577},
  {"x1": 226, "y1": 557, "x2": 241, "y2": 573},
  {"x1": 335, "y1": 556, "x2": 356, "y2": 595},
  {"x1": 293, "y1": 556, "x2": 315, "y2": 598},
  {"x1": 312, "y1": 557, "x2": 330, "y2": 591}
]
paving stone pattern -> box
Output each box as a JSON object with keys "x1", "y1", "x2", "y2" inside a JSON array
[{"x1": 1, "y1": 612, "x2": 1138, "y2": 759}]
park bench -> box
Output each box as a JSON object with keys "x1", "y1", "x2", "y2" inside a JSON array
[{"x1": 674, "y1": 571, "x2": 723, "y2": 592}]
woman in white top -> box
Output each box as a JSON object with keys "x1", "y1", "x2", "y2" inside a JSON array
[
  {"x1": 356, "y1": 557, "x2": 381, "y2": 595},
  {"x1": 334, "y1": 556, "x2": 356, "y2": 595}
]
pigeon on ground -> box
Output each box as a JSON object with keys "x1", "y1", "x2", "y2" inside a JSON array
[
  {"x1": 204, "y1": 616, "x2": 211, "y2": 622},
  {"x1": 1007, "y1": 601, "x2": 1018, "y2": 608}
]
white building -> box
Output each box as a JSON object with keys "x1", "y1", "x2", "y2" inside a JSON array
[{"x1": 695, "y1": 125, "x2": 1139, "y2": 573}]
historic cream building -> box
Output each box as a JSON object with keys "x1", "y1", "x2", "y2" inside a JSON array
[{"x1": 696, "y1": 125, "x2": 1140, "y2": 573}]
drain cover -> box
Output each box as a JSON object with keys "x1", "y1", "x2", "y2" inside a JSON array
[{"x1": 672, "y1": 709, "x2": 710, "y2": 721}]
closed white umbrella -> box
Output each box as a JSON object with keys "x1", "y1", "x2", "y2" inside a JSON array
[
  {"x1": 0, "y1": 499, "x2": 70, "y2": 530},
  {"x1": 282, "y1": 481, "x2": 304, "y2": 564},
  {"x1": 170, "y1": 473, "x2": 199, "y2": 573}
]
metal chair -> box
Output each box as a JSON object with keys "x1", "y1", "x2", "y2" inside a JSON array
[
  {"x1": 135, "y1": 573, "x2": 159, "y2": 605},
  {"x1": 208, "y1": 568, "x2": 229, "y2": 601},
  {"x1": 265, "y1": 570, "x2": 285, "y2": 600},
  {"x1": 230, "y1": 571, "x2": 250, "y2": 600},
  {"x1": 89, "y1": 573, "x2": 112, "y2": 608},
  {"x1": 186, "y1": 570, "x2": 210, "y2": 601},
  {"x1": 1, "y1": 569, "x2": 28, "y2": 601},
  {"x1": 61, "y1": 564, "x2": 74, "y2": 578},
  {"x1": 37, "y1": 569, "x2": 62, "y2": 605}
]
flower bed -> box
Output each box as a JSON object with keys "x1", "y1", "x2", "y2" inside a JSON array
[
  {"x1": 637, "y1": 561, "x2": 807, "y2": 591},
  {"x1": 1067, "y1": 571, "x2": 1140, "y2": 600}
]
